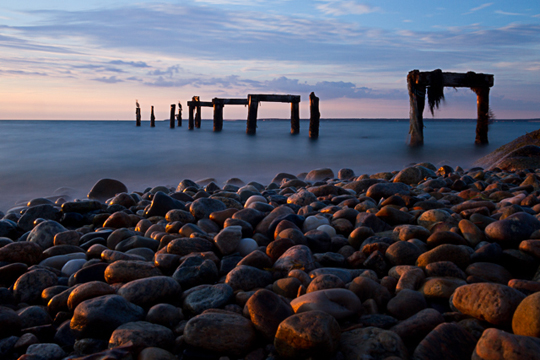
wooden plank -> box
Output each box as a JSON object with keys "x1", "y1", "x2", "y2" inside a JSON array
[
  {"x1": 213, "y1": 98, "x2": 249, "y2": 105},
  {"x1": 309, "y1": 92, "x2": 320, "y2": 139},
  {"x1": 187, "y1": 101, "x2": 213, "y2": 107},
  {"x1": 248, "y1": 94, "x2": 301, "y2": 103},
  {"x1": 415, "y1": 70, "x2": 494, "y2": 88}
]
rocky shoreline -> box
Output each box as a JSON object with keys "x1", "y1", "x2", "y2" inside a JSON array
[{"x1": 2, "y1": 163, "x2": 540, "y2": 360}]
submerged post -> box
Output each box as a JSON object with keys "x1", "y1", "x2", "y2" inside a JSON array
[
  {"x1": 194, "y1": 96, "x2": 202, "y2": 129},
  {"x1": 188, "y1": 102, "x2": 194, "y2": 130},
  {"x1": 213, "y1": 99, "x2": 224, "y2": 132},
  {"x1": 309, "y1": 92, "x2": 320, "y2": 139},
  {"x1": 150, "y1": 106, "x2": 155, "y2": 128},
  {"x1": 291, "y1": 100, "x2": 300, "y2": 134},
  {"x1": 177, "y1": 103, "x2": 182, "y2": 127},
  {"x1": 169, "y1": 104, "x2": 176, "y2": 129},
  {"x1": 474, "y1": 87, "x2": 490, "y2": 144},
  {"x1": 246, "y1": 95, "x2": 259, "y2": 135},
  {"x1": 136, "y1": 100, "x2": 141, "y2": 127},
  {"x1": 407, "y1": 70, "x2": 426, "y2": 146}
]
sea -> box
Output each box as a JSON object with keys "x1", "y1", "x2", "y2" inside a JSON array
[{"x1": 0, "y1": 119, "x2": 539, "y2": 212}]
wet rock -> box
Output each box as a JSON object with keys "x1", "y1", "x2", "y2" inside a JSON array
[
  {"x1": 104, "y1": 260, "x2": 162, "y2": 284},
  {"x1": 27, "y1": 220, "x2": 67, "y2": 250},
  {"x1": 145, "y1": 303, "x2": 183, "y2": 329},
  {"x1": 387, "y1": 289, "x2": 426, "y2": 320},
  {"x1": 172, "y1": 256, "x2": 219, "y2": 289},
  {"x1": 355, "y1": 213, "x2": 392, "y2": 233},
  {"x1": 274, "y1": 310, "x2": 340, "y2": 359},
  {"x1": 214, "y1": 226, "x2": 242, "y2": 255},
  {"x1": 512, "y1": 292, "x2": 540, "y2": 337},
  {"x1": 348, "y1": 276, "x2": 391, "y2": 310},
  {"x1": 183, "y1": 284, "x2": 233, "y2": 315},
  {"x1": 0, "y1": 242, "x2": 43, "y2": 265},
  {"x1": 416, "y1": 244, "x2": 470, "y2": 270},
  {"x1": 452, "y1": 283, "x2": 526, "y2": 326},
  {"x1": 246, "y1": 289, "x2": 294, "y2": 340},
  {"x1": 190, "y1": 198, "x2": 227, "y2": 220},
  {"x1": 390, "y1": 308, "x2": 444, "y2": 345},
  {"x1": 184, "y1": 310, "x2": 257, "y2": 357},
  {"x1": 19, "y1": 305, "x2": 52, "y2": 329},
  {"x1": 87, "y1": 179, "x2": 128, "y2": 202},
  {"x1": 225, "y1": 265, "x2": 272, "y2": 291},
  {"x1": 14, "y1": 268, "x2": 58, "y2": 303},
  {"x1": 466, "y1": 262, "x2": 513, "y2": 284},
  {"x1": 18, "y1": 205, "x2": 61, "y2": 232},
  {"x1": 366, "y1": 182, "x2": 411, "y2": 202},
  {"x1": 144, "y1": 191, "x2": 186, "y2": 218},
  {"x1": 305, "y1": 168, "x2": 334, "y2": 182},
  {"x1": 340, "y1": 326, "x2": 407, "y2": 360},
  {"x1": 291, "y1": 288, "x2": 362, "y2": 320},
  {"x1": 472, "y1": 328, "x2": 540, "y2": 360},
  {"x1": 485, "y1": 212, "x2": 540, "y2": 247},
  {"x1": 273, "y1": 245, "x2": 316, "y2": 273},
  {"x1": 26, "y1": 343, "x2": 66, "y2": 360},
  {"x1": 117, "y1": 276, "x2": 182, "y2": 308},
  {"x1": 70, "y1": 294, "x2": 144, "y2": 339},
  {"x1": 306, "y1": 274, "x2": 345, "y2": 293},
  {"x1": 393, "y1": 224, "x2": 431, "y2": 242},
  {"x1": 166, "y1": 237, "x2": 214, "y2": 257},
  {"x1": 385, "y1": 241, "x2": 422, "y2": 266},
  {"x1": 108, "y1": 321, "x2": 175, "y2": 354},
  {"x1": 420, "y1": 277, "x2": 466, "y2": 299},
  {"x1": 67, "y1": 281, "x2": 115, "y2": 310},
  {"x1": 413, "y1": 322, "x2": 477, "y2": 360},
  {"x1": 0, "y1": 306, "x2": 21, "y2": 338}
]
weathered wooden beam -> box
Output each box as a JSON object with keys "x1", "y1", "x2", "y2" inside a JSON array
[
  {"x1": 415, "y1": 70, "x2": 494, "y2": 88},
  {"x1": 193, "y1": 96, "x2": 202, "y2": 129},
  {"x1": 188, "y1": 103, "x2": 194, "y2": 130},
  {"x1": 474, "y1": 87, "x2": 490, "y2": 144},
  {"x1": 248, "y1": 94, "x2": 301, "y2": 103},
  {"x1": 309, "y1": 92, "x2": 320, "y2": 139},
  {"x1": 246, "y1": 96, "x2": 259, "y2": 135},
  {"x1": 150, "y1": 106, "x2": 155, "y2": 128},
  {"x1": 136, "y1": 101, "x2": 141, "y2": 127},
  {"x1": 213, "y1": 102, "x2": 224, "y2": 132},
  {"x1": 169, "y1": 104, "x2": 176, "y2": 129},
  {"x1": 213, "y1": 98, "x2": 249, "y2": 106},
  {"x1": 187, "y1": 101, "x2": 213, "y2": 107},
  {"x1": 177, "y1": 103, "x2": 182, "y2": 127},
  {"x1": 291, "y1": 101, "x2": 300, "y2": 135},
  {"x1": 408, "y1": 70, "x2": 426, "y2": 146}
]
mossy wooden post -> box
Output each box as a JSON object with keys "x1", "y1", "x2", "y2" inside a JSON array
[
  {"x1": 291, "y1": 100, "x2": 300, "y2": 134},
  {"x1": 246, "y1": 95, "x2": 259, "y2": 135},
  {"x1": 169, "y1": 104, "x2": 176, "y2": 129},
  {"x1": 150, "y1": 106, "x2": 155, "y2": 128},
  {"x1": 188, "y1": 102, "x2": 195, "y2": 130},
  {"x1": 407, "y1": 70, "x2": 426, "y2": 147},
  {"x1": 194, "y1": 96, "x2": 202, "y2": 129},
  {"x1": 475, "y1": 87, "x2": 490, "y2": 144},
  {"x1": 213, "y1": 99, "x2": 224, "y2": 132},
  {"x1": 177, "y1": 103, "x2": 182, "y2": 127},
  {"x1": 309, "y1": 92, "x2": 320, "y2": 139},
  {"x1": 136, "y1": 101, "x2": 141, "y2": 127}
]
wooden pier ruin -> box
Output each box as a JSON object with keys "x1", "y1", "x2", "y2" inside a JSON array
[
  {"x1": 136, "y1": 93, "x2": 321, "y2": 138},
  {"x1": 408, "y1": 69, "x2": 494, "y2": 146},
  {"x1": 135, "y1": 101, "x2": 141, "y2": 127},
  {"x1": 150, "y1": 106, "x2": 155, "y2": 128}
]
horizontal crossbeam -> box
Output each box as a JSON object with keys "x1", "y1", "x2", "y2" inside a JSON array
[
  {"x1": 248, "y1": 94, "x2": 301, "y2": 103},
  {"x1": 412, "y1": 70, "x2": 494, "y2": 88}
]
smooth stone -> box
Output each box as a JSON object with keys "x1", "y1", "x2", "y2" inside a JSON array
[
  {"x1": 190, "y1": 197, "x2": 227, "y2": 219},
  {"x1": 338, "y1": 168, "x2": 355, "y2": 180},
  {"x1": 108, "y1": 321, "x2": 175, "y2": 354},
  {"x1": 417, "y1": 209, "x2": 455, "y2": 230},
  {"x1": 117, "y1": 276, "x2": 182, "y2": 309},
  {"x1": 348, "y1": 276, "x2": 391, "y2": 310},
  {"x1": 305, "y1": 168, "x2": 334, "y2": 182},
  {"x1": 0, "y1": 306, "x2": 22, "y2": 338},
  {"x1": 273, "y1": 245, "x2": 316, "y2": 273},
  {"x1": 390, "y1": 308, "x2": 444, "y2": 345},
  {"x1": 453, "y1": 283, "x2": 526, "y2": 326},
  {"x1": 0, "y1": 263, "x2": 28, "y2": 288},
  {"x1": 287, "y1": 190, "x2": 317, "y2": 207},
  {"x1": 426, "y1": 231, "x2": 468, "y2": 248},
  {"x1": 340, "y1": 326, "x2": 407, "y2": 360},
  {"x1": 385, "y1": 241, "x2": 422, "y2": 266},
  {"x1": 458, "y1": 219, "x2": 485, "y2": 247},
  {"x1": 466, "y1": 262, "x2": 513, "y2": 284},
  {"x1": 172, "y1": 256, "x2": 218, "y2": 289},
  {"x1": 273, "y1": 277, "x2": 302, "y2": 298},
  {"x1": 355, "y1": 212, "x2": 392, "y2": 233},
  {"x1": 87, "y1": 179, "x2": 128, "y2": 202},
  {"x1": 115, "y1": 235, "x2": 159, "y2": 252},
  {"x1": 387, "y1": 289, "x2": 426, "y2": 320},
  {"x1": 184, "y1": 311, "x2": 257, "y2": 357},
  {"x1": 255, "y1": 205, "x2": 295, "y2": 235},
  {"x1": 309, "y1": 268, "x2": 353, "y2": 284},
  {"x1": 102, "y1": 211, "x2": 132, "y2": 229},
  {"x1": 246, "y1": 289, "x2": 294, "y2": 340},
  {"x1": 225, "y1": 265, "x2": 272, "y2": 291},
  {"x1": 393, "y1": 224, "x2": 431, "y2": 241},
  {"x1": 166, "y1": 237, "x2": 214, "y2": 256},
  {"x1": 39, "y1": 253, "x2": 86, "y2": 270},
  {"x1": 67, "y1": 281, "x2": 115, "y2": 310},
  {"x1": 0, "y1": 220, "x2": 17, "y2": 240},
  {"x1": 420, "y1": 277, "x2": 467, "y2": 299},
  {"x1": 26, "y1": 343, "x2": 66, "y2": 360},
  {"x1": 144, "y1": 191, "x2": 186, "y2": 218},
  {"x1": 416, "y1": 244, "x2": 470, "y2": 270},
  {"x1": 274, "y1": 310, "x2": 340, "y2": 359},
  {"x1": 145, "y1": 303, "x2": 183, "y2": 329},
  {"x1": 14, "y1": 268, "x2": 58, "y2": 303},
  {"x1": 413, "y1": 322, "x2": 477, "y2": 360},
  {"x1": 393, "y1": 166, "x2": 423, "y2": 185},
  {"x1": 424, "y1": 261, "x2": 467, "y2": 280},
  {"x1": 306, "y1": 274, "x2": 345, "y2": 293},
  {"x1": 214, "y1": 226, "x2": 242, "y2": 255},
  {"x1": 235, "y1": 238, "x2": 259, "y2": 257},
  {"x1": 485, "y1": 212, "x2": 540, "y2": 247},
  {"x1": 27, "y1": 220, "x2": 67, "y2": 250},
  {"x1": 101, "y1": 249, "x2": 145, "y2": 263},
  {"x1": 165, "y1": 209, "x2": 195, "y2": 224},
  {"x1": 512, "y1": 292, "x2": 540, "y2": 337},
  {"x1": 69, "y1": 262, "x2": 108, "y2": 286},
  {"x1": 472, "y1": 328, "x2": 540, "y2": 360},
  {"x1": 304, "y1": 230, "x2": 332, "y2": 253},
  {"x1": 125, "y1": 247, "x2": 154, "y2": 261},
  {"x1": 18, "y1": 305, "x2": 52, "y2": 329},
  {"x1": 302, "y1": 215, "x2": 330, "y2": 233},
  {"x1": 53, "y1": 231, "x2": 80, "y2": 246},
  {"x1": 290, "y1": 288, "x2": 362, "y2": 320},
  {"x1": 359, "y1": 314, "x2": 398, "y2": 329},
  {"x1": 366, "y1": 182, "x2": 411, "y2": 202},
  {"x1": 317, "y1": 224, "x2": 337, "y2": 238},
  {"x1": 183, "y1": 283, "x2": 233, "y2": 314},
  {"x1": 104, "y1": 260, "x2": 162, "y2": 284},
  {"x1": 70, "y1": 294, "x2": 144, "y2": 339},
  {"x1": 138, "y1": 347, "x2": 176, "y2": 360},
  {"x1": 18, "y1": 204, "x2": 61, "y2": 232}
]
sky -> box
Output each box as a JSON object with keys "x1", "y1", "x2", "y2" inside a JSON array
[{"x1": 0, "y1": 0, "x2": 539, "y2": 120}]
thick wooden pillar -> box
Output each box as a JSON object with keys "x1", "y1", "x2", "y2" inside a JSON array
[
  {"x1": 150, "y1": 106, "x2": 155, "y2": 128},
  {"x1": 188, "y1": 103, "x2": 194, "y2": 130},
  {"x1": 136, "y1": 101, "x2": 141, "y2": 127},
  {"x1": 309, "y1": 92, "x2": 320, "y2": 139},
  {"x1": 177, "y1": 103, "x2": 182, "y2": 127},
  {"x1": 246, "y1": 95, "x2": 258, "y2": 135},
  {"x1": 194, "y1": 96, "x2": 201, "y2": 129},
  {"x1": 213, "y1": 100, "x2": 224, "y2": 132},
  {"x1": 291, "y1": 101, "x2": 300, "y2": 134},
  {"x1": 475, "y1": 87, "x2": 490, "y2": 144},
  {"x1": 408, "y1": 70, "x2": 426, "y2": 146},
  {"x1": 169, "y1": 104, "x2": 175, "y2": 129}
]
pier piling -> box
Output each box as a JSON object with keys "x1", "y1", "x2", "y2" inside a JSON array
[
  {"x1": 177, "y1": 103, "x2": 182, "y2": 127},
  {"x1": 194, "y1": 96, "x2": 202, "y2": 129},
  {"x1": 291, "y1": 101, "x2": 300, "y2": 135},
  {"x1": 136, "y1": 101, "x2": 141, "y2": 127},
  {"x1": 246, "y1": 96, "x2": 259, "y2": 135},
  {"x1": 150, "y1": 106, "x2": 155, "y2": 128},
  {"x1": 309, "y1": 92, "x2": 320, "y2": 139},
  {"x1": 188, "y1": 102, "x2": 195, "y2": 130},
  {"x1": 170, "y1": 104, "x2": 176, "y2": 129}
]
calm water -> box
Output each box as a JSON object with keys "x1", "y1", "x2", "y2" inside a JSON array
[{"x1": 0, "y1": 119, "x2": 538, "y2": 212}]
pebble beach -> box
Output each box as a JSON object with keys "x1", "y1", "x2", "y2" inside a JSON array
[{"x1": 2, "y1": 160, "x2": 540, "y2": 360}]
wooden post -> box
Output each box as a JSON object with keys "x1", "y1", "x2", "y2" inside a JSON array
[
  {"x1": 475, "y1": 87, "x2": 490, "y2": 144},
  {"x1": 169, "y1": 104, "x2": 176, "y2": 129},
  {"x1": 177, "y1": 103, "x2": 182, "y2": 127},
  {"x1": 213, "y1": 99, "x2": 224, "y2": 132},
  {"x1": 194, "y1": 96, "x2": 201, "y2": 129},
  {"x1": 188, "y1": 102, "x2": 194, "y2": 130},
  {"x1": 136, "y1": 101, "x2": 141, "y2": 127},
  {"x1": 309, "y1": 92, "x2": 320, "y2": 139},
  {"x1": 408, "y1": 70, "x2": 426, "y2": 146},
  {"x1": 291, "y1": 100, "x2": 300, "y2": 134},
  {"x1": 150, "y1": 106, "x2": 155, "y2": 128},
  {"x1": 246, "y1": 95, "x2": 258, "y2": 135}
]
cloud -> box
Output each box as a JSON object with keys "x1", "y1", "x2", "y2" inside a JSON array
[
  {"x1": 464, "y1": 3, "x2": 493, "y2": 15},
  {"x1": 148, "y1": 65, "x2": 182, "y2": 78},
  {"x1": 495, "y1": 10, "x2": 526, "y2": 16},
  {"x1": 0, "y1": 69, "x2": 47, "y2": 76},
  {"x1": 109, "y1": 60, "x2": 149, "y2": 68},
  {"x1": 93, "y1": 76, "x2": 123, "y2": 83},
  {"x1": 316, "y1": 1, "x2": 379, "y2": 16}
]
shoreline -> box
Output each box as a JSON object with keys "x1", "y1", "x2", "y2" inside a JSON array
[{"x1": 1, "y1": 163, "x2": 540, "y2": 359}]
